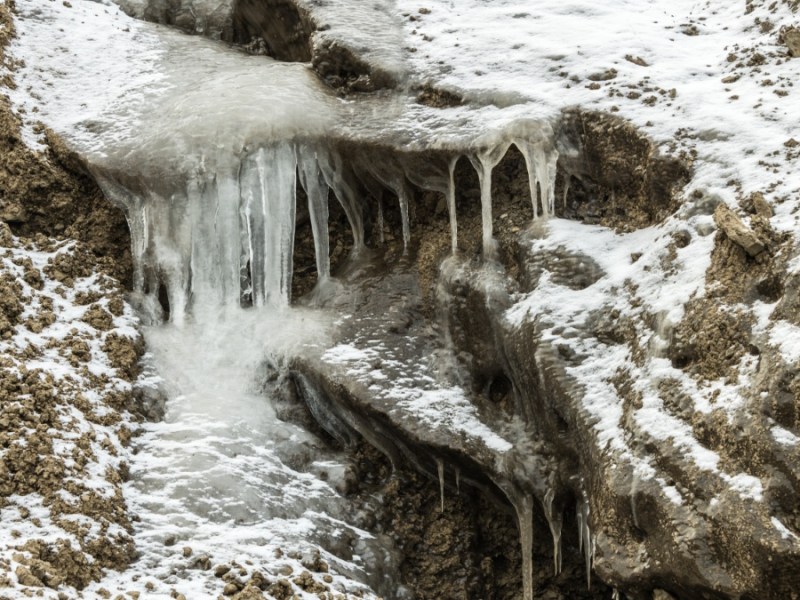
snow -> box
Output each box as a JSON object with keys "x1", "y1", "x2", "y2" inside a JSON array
[
  {"x1": 399, "y1": 0, "x2": 800, "y2": 206},
  {"x1": 768, "y1": 319, "x2": 800, "y2": 364},
  {"x1": 322, "y1": 341, "x2": 514, "y2": 453},
  {"x1": 0, "y1": 233, "x2": 141, "y2": 595},
  {"x1": 772, "y1": 517, "x2": 800, "y2": 541},
  {"x1": 772, "y1": 424, "x2": 800, "y2": 446}
]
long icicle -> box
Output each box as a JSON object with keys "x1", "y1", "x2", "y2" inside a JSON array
[
  {"x1": 468, "y1": 143, "x2": 508, "y2": 260},
  {"x1": 516, "y1": 493, "x2": 535, "y2": 600},
  {"x1": 398, "y1": 181, "x2": 412, "y2": 252},
  {"x1": 543, "y1": 487, "x2": 563, "y2": 575},
  {"x1": 578, "y1": 494, "x2": 593, "y2": 589},
  {"x1": 447, "y1": 156, "x2": 458, "y2": 254},
  {"x1": 297, "y1": 146, "x2": 331, "y2": 282}
]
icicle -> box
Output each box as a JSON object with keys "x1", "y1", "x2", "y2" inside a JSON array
[
  {"x1": 513, "y1": 493, "x2": 535, "y2": 600},
  {"x1": 241, "y1": 144, "x2": 297, "y2": 307},
  {"x1": 376, "y1": 190, "x2": 385, "y2": 244},
  {"x1": 217, "y1": 173, "x2": 243, "y2": 307},
  {"x1": 364, "y1": 159, "x2": 412, "y2": 252},
  {"x1": 562, "y1": 173, "x2": 570, "y2": 210},
  {"x1": 517, "y1": 140, "x2": 558, "y2": 220},
  {"x1": 612, "y1": 589, "x2": 621, "y2": 600},
  {"x1": 398, "y1": 182, "x2": 412, "y2": 252},
  {"x1": 577, "y1": 495, "x2": 593, "y2": 589},
  {"x1": 455, "y1": 467, "x2": 461, "y2": 492},
  {"x1": 446, "y1": 157, "x2": 458, "y2": 254},
  {"x1": 543, "y1": 487, "x2": 563, "y2": 576},
  {"x1": 630, "y1": 472, "x2": 640, "y2": 529},
  {"x1": 468, "y1": 143, "x2": 508, "y2": 260},
  {"x1": 129, "y1": 199, "x2": 148, "y2": 295},
  {"x1": 317, "y1": 148, "x2": 364, "y2": 253},
  {"x1": 150, "y1": 190, "x2": 190, "y2": 325},
  {"x1": 297, "y1": 146, "x2": 331, "y2": 282},
  {"x1": 517, "y1": 141, "x2": 540, "y2": 220},
  {"x1": 436, "y1": 459, "x2": 445, "y2": 513},
  {"x1": 496, "y1": 481, "x2": 535, "y2": 600}
]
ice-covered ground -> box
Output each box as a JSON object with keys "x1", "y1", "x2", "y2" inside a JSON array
[{"x1": 399, "y1": 0, "x2": 799, "y2": 205}]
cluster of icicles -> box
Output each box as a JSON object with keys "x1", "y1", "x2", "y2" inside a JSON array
[
  {"x1": 435, "y1": 459, "x2": 596, "y2": 600},
  {"x1": 102, "y1": 133, "x2": 567, "y2": 600},
  {"x1": 99, "y1": 135, "x2": 558, "y2": 324}
]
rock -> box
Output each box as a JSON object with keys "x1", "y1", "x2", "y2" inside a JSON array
[
  {"x1": 713, "y1": 204, "x2": 765, "y2": 257},
  {"x1": 214, "y1": 564, "x2": 231, "y2": 578},
  {"x1": 15, "y1": 566, "x2": 43, "y2": 587},
  {"x1": 782, "y1": 27, "x2": 800, "y2": 58},
  {"x1": 222, "y1": 582, "x2": 239, "y2": 596},
  {"x1": 624, "y1": 54, "x2": 648, "y2": 66},
  {"x1": 653, "y1": 591, "x2": 677, "y2": 600},
  {"x1": 750, "y1": 192, "x2": 773, "y2": 218},
  {"x1": 587, "y1": 68, "x2": 618, "y2": 81}
]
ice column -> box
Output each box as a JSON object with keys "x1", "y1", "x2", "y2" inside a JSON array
[
  {"x1": 240, "y1": 144, "x2": 297, "y2": 307},
  {"x1": 514, "y1": 493, "x2": 535, "y2": 600},
  {"x1": 187, "y1": 169, "x2": 242, "y2": 313},
  {"x1": 318, "y1": 149, "x2": 365, "y2": 253},
  {"x1": 297, "y1": 145, "x2": 331, "y2": 282},
  {"x1": 577, "y1": 495, "x2": 594, "y2": 589},
  {"x1": 543, "y1": 487, "x2": 563, "y2": 575},
  {"x1": 446, "y1": 157, "x2": 458, "y2": 254},
  {"x1": 469, "y1": 143, "x2": 509, "y2": 259},
  {"x1": 437, "y1": 459, "x2": 445, "y2": 513},
  {"x1": 517, "y1": 140, "x2": 558, "y2": 219}
]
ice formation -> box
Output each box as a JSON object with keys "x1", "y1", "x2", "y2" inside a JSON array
[{"x1": 6, "y1": 0, "x2": 561, "y2": 596}]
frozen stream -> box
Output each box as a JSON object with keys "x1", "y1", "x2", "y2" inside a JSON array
[{"x1": 99, "y1": 306, "x2": 401, "y2": 598}]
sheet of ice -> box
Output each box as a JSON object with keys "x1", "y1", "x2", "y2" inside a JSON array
[
  {"x1": 95, "y1": 308, "x2": 397, "y2": 599},
  {"x1": 322, "y1": 340, "x2": 513, "y2": 454}
]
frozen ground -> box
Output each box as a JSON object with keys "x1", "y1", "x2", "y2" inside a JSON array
[{"x1": 0, "y1": 227, "x2": 142, "y2": 595}]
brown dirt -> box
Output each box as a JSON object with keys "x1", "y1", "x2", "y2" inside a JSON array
[
  {"x1": 1, "y1": 7, "x2": 143, "y2": 589},
  {"x1": 556, "y1": 109, "x2": 692, "y2": 232},
  {"x1": 0, "y1": 230, "x2": 143, "y2": 592}
]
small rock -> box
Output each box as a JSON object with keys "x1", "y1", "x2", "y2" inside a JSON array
[
  {"x1": 214, "y1": 564, "x2": 231, "y2": 578},
  {"x1": 182, "y1": 546, "x2": 192, "y2": 558},
  {"x1": 624, "y1": 54, "x2": 648, "y2": 66},
  {"x1": 750, "y1": 192, "x2": 773, "y2": 219},
  {"x1": 588, "y1": 68, "x2": 617, "y2": 81},
  {"x1": 223, "y1": 582, "x2": 239, "y2": 596},
  {"x1": 15, "y1": 566, "x2": 43, "y2": 588},
  {"x1": 713, "y1": 204, "x2": 766, "y2": 257}
]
